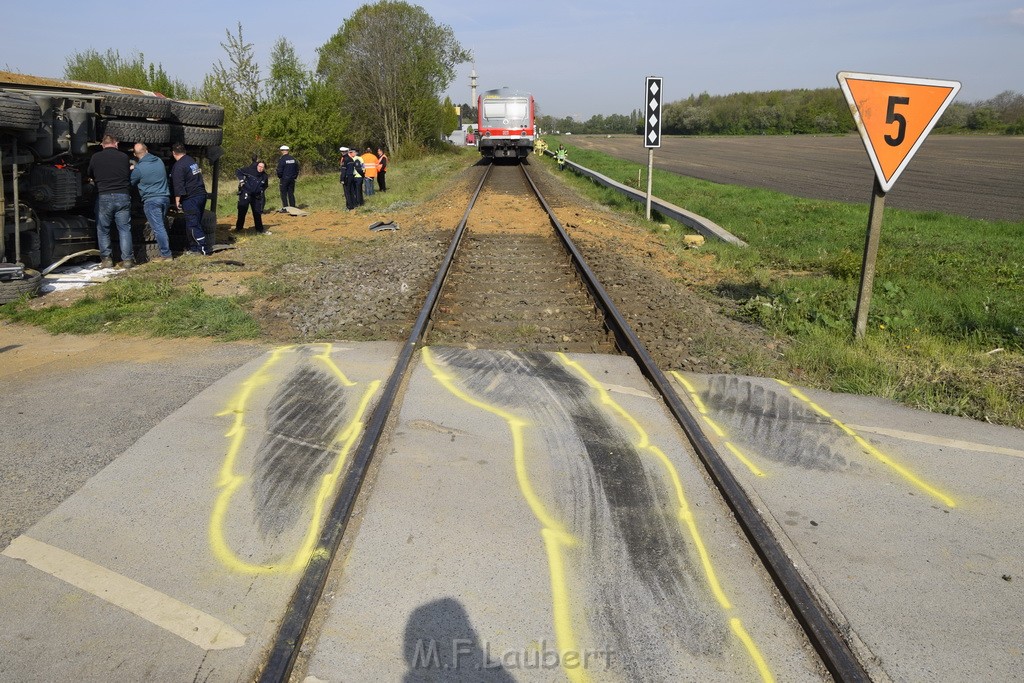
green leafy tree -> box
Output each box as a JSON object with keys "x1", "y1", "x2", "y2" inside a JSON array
[
  {"x1": 63, "y1": 48, "x2": 190, "y2": 98},
  {"x1": 265, "y1": 37, "x2": 308, "y2": 105},
  {"x1": 317, "y1": 1, "x2": 471, "y2": 155},
  {"x1": 198, "y1": 24, "x2": 264, "y2": 171}
]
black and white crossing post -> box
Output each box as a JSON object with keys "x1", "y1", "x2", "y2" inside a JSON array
[{"x1": 644, "y1": 76, "x2": 663, "y2": 220}]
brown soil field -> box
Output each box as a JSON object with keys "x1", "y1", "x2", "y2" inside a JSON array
[{"x1": 569, "y1": 134, "x2": 1024, "y2": 222}]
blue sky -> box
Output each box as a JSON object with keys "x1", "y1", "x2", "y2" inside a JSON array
[{"x1": 2, "y1": 1, "x2": 1021, "y2": 119}]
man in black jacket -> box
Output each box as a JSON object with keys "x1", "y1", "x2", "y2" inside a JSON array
[
  {"x1": 276, "y1": 145, "x2": 299, "y2": 212},
  {"x1": 87, "y1": 134, "x2": 134, "y2": 268},
  {"x1": 170, "y1": 142, "x2": 209, "y2": 255}
]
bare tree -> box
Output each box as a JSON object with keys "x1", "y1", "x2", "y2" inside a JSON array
[{"x1": 204, "y1": 23, "x2": 262, "y2": 117}]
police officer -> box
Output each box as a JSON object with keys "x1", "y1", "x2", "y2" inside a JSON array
[
  {"x1": 339, "y1": 147, "x2": 365, "y2": 210},
  {"x1": 234, "y1": 159, "x2": 270, "y2": 233},
  {"x1": 276, "y1": 144, "x2": 299, "y2": 212},
  {"x1": 170, "y1": 142, "x2": 209, "y2": 255}
]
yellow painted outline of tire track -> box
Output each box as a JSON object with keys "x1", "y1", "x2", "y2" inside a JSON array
[
  {"x1": 670, "y1": 372, "x2": 767, "y2": 478},
  {"x1": 775, "y1": 379, "x2": 956, "y2": 508},
  {"x1": 559, "y1": 355, "x2": 773, "y2": 683},
  {"x1": 421, "y1": 348, "x2": 587, "y2": 682},
  {"x1": 670, "y1": 372, "x2": 956, "y2": 508},
  {"x1": 209, "y1": 344, "x2": 381, "y2": 574}
]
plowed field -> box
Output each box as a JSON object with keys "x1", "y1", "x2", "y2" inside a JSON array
[{"x1": 570, "y1": 134, "x2": 1024, "y2": 222}]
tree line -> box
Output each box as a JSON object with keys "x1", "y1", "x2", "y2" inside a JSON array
[
  {"x1": 531, "y1": 88, "x2": 1024, "y2": 137},
  {"x1": 64, "y1": 1, "x2": 469, "y2": 172}
]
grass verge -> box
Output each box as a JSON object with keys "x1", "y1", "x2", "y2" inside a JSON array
[
  {"x1": 1, "y1": 275, "x2": 260, "y2": 341},
  {"x1": 0, "y1": 152, "x2": 474, "y2": 342},
  {"x1": 255, "y1": 150, "x2": 474, "y2": 214},
  {"x1": 544, "y1": 137, "x2": 1024, "y2": 427}
]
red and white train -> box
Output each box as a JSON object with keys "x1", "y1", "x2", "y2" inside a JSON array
[{"x1": 477, "y1": 88, "x2": 535, "y2": 160}]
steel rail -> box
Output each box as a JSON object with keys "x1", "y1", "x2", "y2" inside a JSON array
[
  {"x1": 261, "y1": 158, "x2": 868, "y2": 681},
  {"x1": 257, "y1": 163, "x2": 493, "y2": 682},
  {"x1": 519, "y1": 161, "x2": 869, "y2": 682}
]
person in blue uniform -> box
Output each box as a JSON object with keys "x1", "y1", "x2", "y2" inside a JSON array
[
  {"x1": 170, "y1": 142, "x2": 209, "y2": 255},
  {"x1": 234, "y1": 159, "x2": 270, "y2": 233},
  {"x1": 276, "y1": 145, "x2": 299, "y2": 211}
]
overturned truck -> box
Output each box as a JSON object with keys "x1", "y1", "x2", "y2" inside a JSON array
[{"x1": 0, "y1": 71, "x2": 225, "y2": 302}]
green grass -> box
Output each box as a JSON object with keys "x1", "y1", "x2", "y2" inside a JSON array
[
  {"x1": 257, "y1": 150, "x2": 476, "y2": 214},
  {"x1": 0, "y1": 151, "x2": 475, "y2": 342},
  {"x1": 7, "y1": 143, "x2": 1022, "y2": 426},
  {"x1": 545, "y1": 137, "x2": 1024, "y2": 427},
  {"x1": 1, "y1": 275, "x2": 261, "y2": 340}
]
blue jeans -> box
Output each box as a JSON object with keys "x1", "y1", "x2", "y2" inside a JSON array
[
  {"x1": 142, "y1": 196, "x2": 171, "y2": 257},
  {"x1": 96, "y1": 193, "x2": 132, "y2": 261},
  {"x1": 363, "y1": 176, "x2": 375, "y2": 196}
]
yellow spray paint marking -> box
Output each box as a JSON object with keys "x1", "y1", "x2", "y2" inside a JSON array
[
  {"x1": 669, "y1": 371, "x2": 766, "y2": 478},
  {"x1": 421, "y1": 348, "x2": 586, "y2": 683},
  {"x1": 313, "y1": 343, "x2": 357, "y2": 387},
  {"x1": 730, "y1": 618, "x2": 775, "y2": 683},
  {"x1": 558, "y1": 355, "x2": 774, "y2": 682},
  {"x1": 210, "y1": 344, "x2": 381, "y2": 574},
  {"x1": 776, "y1": 380, "x2": 956, "y2": 508}
]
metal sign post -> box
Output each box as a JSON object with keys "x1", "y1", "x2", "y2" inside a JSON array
[
  {"x1": 837, "y1": 71, "x2": 960, "y2": 339},
  {"x1": 644, "y1": 76, "x2": 662, "y2": 221}
]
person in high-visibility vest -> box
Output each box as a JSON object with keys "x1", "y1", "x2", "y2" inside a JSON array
[
  {"x1": 341, "y1": 147, "x2": 364, "y2": 209},
  {"x1": 361, "y1": 148, "x2": 378, "y2": 196},
  {"x1": 555, "y1": 145, "x2": 567, "y2": 170},
  {"x1": 376, "y1": 147, "x2": 389, "y2": 192}
]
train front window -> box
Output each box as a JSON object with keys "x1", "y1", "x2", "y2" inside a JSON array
[{"x1": 482, "y1": 100, "x2": 529, "y2": 125}]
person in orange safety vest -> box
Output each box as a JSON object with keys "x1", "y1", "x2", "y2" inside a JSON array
[{"x1": 361, "y1": 148, "x2": 379, "y2": 196}]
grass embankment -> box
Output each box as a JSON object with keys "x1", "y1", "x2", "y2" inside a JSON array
[
  {"x1": 0, "y1": 152, "x2": 472, "y2": 341},
  {"x1": 543, "y1": 138, "x2": 1024, "y2": 427},
  {"x1": 261, "y1": 152, "x2": 469, "y2": 214}
]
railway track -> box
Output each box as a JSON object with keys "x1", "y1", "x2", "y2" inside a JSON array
[
  {"x1": 429, "y1": 164, "x2": 614, "y2": 353},
  {"x1": 258, "y1": 160, "x2": 869, "y2": 682}
]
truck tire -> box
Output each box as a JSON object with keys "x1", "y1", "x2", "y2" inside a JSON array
[
  {"x1": 202, "y1": 211, "x2": 218, "y2": 251},
  {"x1": 169, "y1": 101, "x2": 225, "y2": 127},
  {"x1": 99, "y1": 119, "x2": 171, "y2": 144},
  {"x1": 96, "y1": 93, "x2": 171, "y2": 120},
  {"x1": 167, "y1": 210, "x2": 217, "y2": 253},
  {"x1": 170, "y1": 124, "x2": 223, "y2": 147},
  {"x1": 0, "y1": 269, "x2": 42, "y2": 304},
  {"x1": 0, "y1": 92, "x2": 42, "y2": 131}
]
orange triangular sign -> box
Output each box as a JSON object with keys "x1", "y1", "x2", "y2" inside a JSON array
[{"x1": 837, "y1": 72, "x2": 960, "y2": 192}]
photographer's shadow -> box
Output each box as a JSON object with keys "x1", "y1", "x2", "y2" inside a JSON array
[{"x1": 403, "y1": 597, "x2": 515, "y2": 682}]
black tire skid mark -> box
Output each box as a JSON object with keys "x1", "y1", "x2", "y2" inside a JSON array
[
  {"x1": 702, "y1": 375, "x2": 851, "y2": 472},
  {"x1": 251, "y1": 358, "x2": 350, "y2": 538},
  {"x1": 435, "y1": 348, "x2": 727, "y2": 679}
]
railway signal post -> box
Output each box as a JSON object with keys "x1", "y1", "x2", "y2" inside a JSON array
[
  {"x1": 644, "y1": 76, "x2": 662, "y2": 221},
  {"x1": 837, "y1": 71, "x2": 960, "y2": 339}
]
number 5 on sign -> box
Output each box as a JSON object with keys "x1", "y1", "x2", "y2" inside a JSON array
[
  {"x1": 838, "y1": 72, "x2": 960, "y2": 192},
  {"x1": 837, "y1": 72, "x2": 960, "y2": 339}
]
